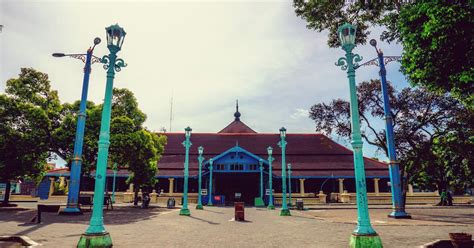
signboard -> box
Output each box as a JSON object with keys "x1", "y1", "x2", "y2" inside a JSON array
[
  {"x1": 201, "y1": 189, "x2": 208, "y2": 196},
  {"x1": 235, "y1": 192, "x2": 242, "y2": 199},
  {"x1": 214, "y1": 195, "x2": 221, "y2": 201},
  {"x1": 0, "y1": 183, "x2": 6, "y2": 201},
  {"x1": 265, "y1": 189, "x2": 275, "y2": 195}
]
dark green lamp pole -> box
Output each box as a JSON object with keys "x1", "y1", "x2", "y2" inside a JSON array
[
  {"x1": 278, "y1": 127, "x2": 291, "y2": 216},
  {"x1": 207, "y1": 159, "x2": 214, "y2": 206},
  {"x1": 259, "y1": 159, "x2": 264, "y2": 199},
  {"x1": 288, "y1": 163, "x2": 292, "y2": 207},
  {"x1": 335, "y1": 23, "x2": 382, "y2": 248},
  {"x1": 78, "y1": 24, "x2": 127, "y2": 248},
  {"x1": 111, "y1": 163, "x2": 117, "y2": 204},
  {"x1": 180, "y1": 127, "x2": 192, "y2": 216},
  {"x1": 196, "y1": 146, "x2": 204, "y2": 210},
  {"x1": 267, "y1": 146, "x2": 275, "y2": 210},
  {"x1": 254, "y1": 159, "x2": 265, "y2": 207}
]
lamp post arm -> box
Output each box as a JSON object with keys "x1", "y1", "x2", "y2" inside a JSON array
[{"x1": 354, "y1": 56, "x2": 402, "y2": 70}]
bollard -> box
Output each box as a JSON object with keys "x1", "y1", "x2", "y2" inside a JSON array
[{"x1": 234, "y1": 202, "x2": 245, "y2": 221}]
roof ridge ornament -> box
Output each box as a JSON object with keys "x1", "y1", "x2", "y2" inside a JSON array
[{"x1": 234, "y1": 99, "x2": 241, "y2": 121}]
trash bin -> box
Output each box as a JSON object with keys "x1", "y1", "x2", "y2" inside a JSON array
[
  {"x1": 296, "y1": 199, "x2": 304, "y2": 210},
  {"x1": 234, "y1": 202, "x2": 245, "y2": 221},
  {"x1": 167, "y1": 198, "x2": 176, "y2": 209}
]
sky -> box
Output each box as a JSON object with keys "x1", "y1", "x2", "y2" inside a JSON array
[{"x1": 0, "y1": 0, "x2": 408, "y2": 166}]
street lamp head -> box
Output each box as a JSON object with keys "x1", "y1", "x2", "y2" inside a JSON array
[
  {"x1": 94, "y1": 37, "x2": 102, "y2": 45},
  {"x1": 52, "y1": 53, "x2": 66, "y2": 57},
  {"x1": 279, "y1": 127, "x2": 287, "y2": 138},
  {"x1": 369, "y1": 39, "x2": 377, "y2": 47},
  {"x1": 267, "y1": 146, "x2": 273, "y2": 156},
  {"x1": 198, "y1": 146, "x2": 204, "y2": 155},
  {"x1": 209, "y1": 158, "x2": 213, "y2": 165},
  {"x1": 288, "y1": 163, "x2": 291, "y2": 170},
  {"x1": 337, "y1": 23, "x2": 357, "y2": 48},
  {"x1": 185, "y1": 126, "x2": 192, "y2": 138},
  {"x1": 105, "y1": 24, "x2": 126, "y2": 51}
]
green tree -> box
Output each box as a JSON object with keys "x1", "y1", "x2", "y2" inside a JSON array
[
  {"x1": 293, "y1": 0, "x2": 401, "y2": 48},
  {"x1": 397, "y1": 1, "x2": 474, "y2": 108},
  {"x1": 309, "y1": 80, "x2": 471, "y2": 202},
  {"x1": 293, "y1": 0, "x2": 473, "y2": 108},
  {"x1": 0, "y1": 68, "x2": 60, "y2": 205},
  {"x1": 54, "y1": 87, "x2": 166, "y2": 203}
]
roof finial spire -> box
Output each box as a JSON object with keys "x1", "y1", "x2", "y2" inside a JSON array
[{"x1": 234, "y1": 99, "x2": 241, "y2": 121}]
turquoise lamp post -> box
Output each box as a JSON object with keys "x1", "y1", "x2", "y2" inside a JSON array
[
  {"x1": 259, "y1": 159, "x2": 264, "y2": 199},
  {"x1": 78, "y1": 24, "x2": 127, "y2": 248},
  {"x1": 335, "y1": 23, "x2": 382, "y2": 248},
  {"x1": 288, "y1": 163, "x2": 292, "y2": 207},
  {"x1": 207, "y1": 159, "x2": 214, "y2": 206},
  {"x1": 53, "y1": 37, "x2": 102, "y2": 215},
  {"x1": 254, "y1": 159, "x2": 265, "y2": 207},
  {"x1": 267, "y1": 147, "x2": 275, "y2": 210},
  {"x1": 196, "y1": 146, "x2": 204, "y2": 210},
  {"x1": 111, "y1": 163, "x2": 117, "y2": 204},
  {"x1": 180, "y1": 127, "x2": 192, "y2": 216},
  {"x1": 278, "y1": 127, "x2": 291, "y2": 216}
]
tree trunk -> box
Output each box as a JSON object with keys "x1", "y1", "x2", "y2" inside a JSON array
[
  {"x1": 2, "y1": 181, "x2": 11, "y2": 206},
  {"x1": 133, "y1": 185, "x2": 139, "y2": 206},
  {"x1": 401, "y1": 171, "x2": 408, "y2": 210}
]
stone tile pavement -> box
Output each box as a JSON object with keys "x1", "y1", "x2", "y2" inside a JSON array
[{"x1": 0, "y1": 203, "x2": 472, "y2": 247}]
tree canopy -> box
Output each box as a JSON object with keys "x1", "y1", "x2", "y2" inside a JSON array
[
  {"x1": 293, "y1": 0, "x2": 473, "y2": 109},
  {"x1": 1, "y1": 68, "x2": 167, "y2": 205},
  {"x1": 309, "y1": 80, "x2": 473, "y2": 193},
  {"x1": 0, "y1": 68, "x2": 60, "y2": 204},
  {"x1": 397, "y1": 1, "x2": 473, "y2": 108}
]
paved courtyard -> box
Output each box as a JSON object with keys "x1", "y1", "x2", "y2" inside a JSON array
[{"x1": 1, "y1": 203, "x2": 473, "y2": 247}]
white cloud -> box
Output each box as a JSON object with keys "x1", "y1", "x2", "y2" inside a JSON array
[
  {"x1": 290, "y1": 108, "x2": 309, "y2": 119},
  {"x1": 0, "y1": 1, "x2": 405, "y2": 159}
]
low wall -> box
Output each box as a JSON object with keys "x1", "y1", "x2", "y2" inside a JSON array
[
  {"x1": 9, "y1": 192, "x2": 473, "y2": 205},
  {"x1": 330, "y1": 192, "x2": 473, "y2": 205}
]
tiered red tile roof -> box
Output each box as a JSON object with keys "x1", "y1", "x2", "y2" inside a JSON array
[
  {"x1": 158, "y1": 108, "x2": 388, "y2": 178},
  {"x1": 47, "y1": 105, "x2": 389, "y2": 179}
]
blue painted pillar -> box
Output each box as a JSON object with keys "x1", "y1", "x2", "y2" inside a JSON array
[
  {"x1": 64, "y1": 48, "x2": 93, "y2": 214},
  {"x1": 207, "y1": 159, "x2": 214, "y2": 206},
  {"x1": 377, "y1": 52, "x2": 411, "y2": 219},
  {"x1": 111, "y1": 163, "x2": 117, "y2": 204},
  {"x1": 288, "y1": 163, "x2": 292, "y2": 207},
  {"x1": 259, "y1": 159, "x2": 264, "y2": 199}
]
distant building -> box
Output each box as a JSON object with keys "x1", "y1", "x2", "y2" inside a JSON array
[{"x1": 46, "y1": 102, "x2": 389, "y2": 205}]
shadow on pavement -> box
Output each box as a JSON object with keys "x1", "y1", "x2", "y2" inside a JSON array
[
  {"x1": 202, "y1": 209, "x2": 225, "y2": 214},
  {"x1": 0, "y1": 206, "x2": 169, "y2": 236},
  {"x1": 188, "y1": 216, "x2": 220, "y2": 225}
]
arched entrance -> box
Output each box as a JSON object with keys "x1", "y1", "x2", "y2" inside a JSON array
[{"x1": 205, "y1": 145, "x2": 268, "y2": 205}]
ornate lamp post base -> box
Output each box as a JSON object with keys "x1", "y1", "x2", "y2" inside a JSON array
[
  {"x1": 77, "y1": 232, "x2": 112, "y2": 248},
  {"x1": 254, "y1": 197, "x2": 265, "y2": 207},
  {"x1": 59, "y1": 207, "x2": 83, "y2": 216},
  {"x1": 267, "y1": 204, "x2": 275, "y2": 210},
  {"x1": 388, "y1": 211, "x2": 411, "y2": 219},
  {"x1": 349, "y1": 233, "x2": 383, "y2": 248},
  {"x1": 179, "y1": 208, "x2": 191, "y2": 216},
  {"x1": 280, "y1": 208, "x2": 291, "y2": 216},
  {"x1": 196, "y1": 204, "x2": 203, "y2": 210}
]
